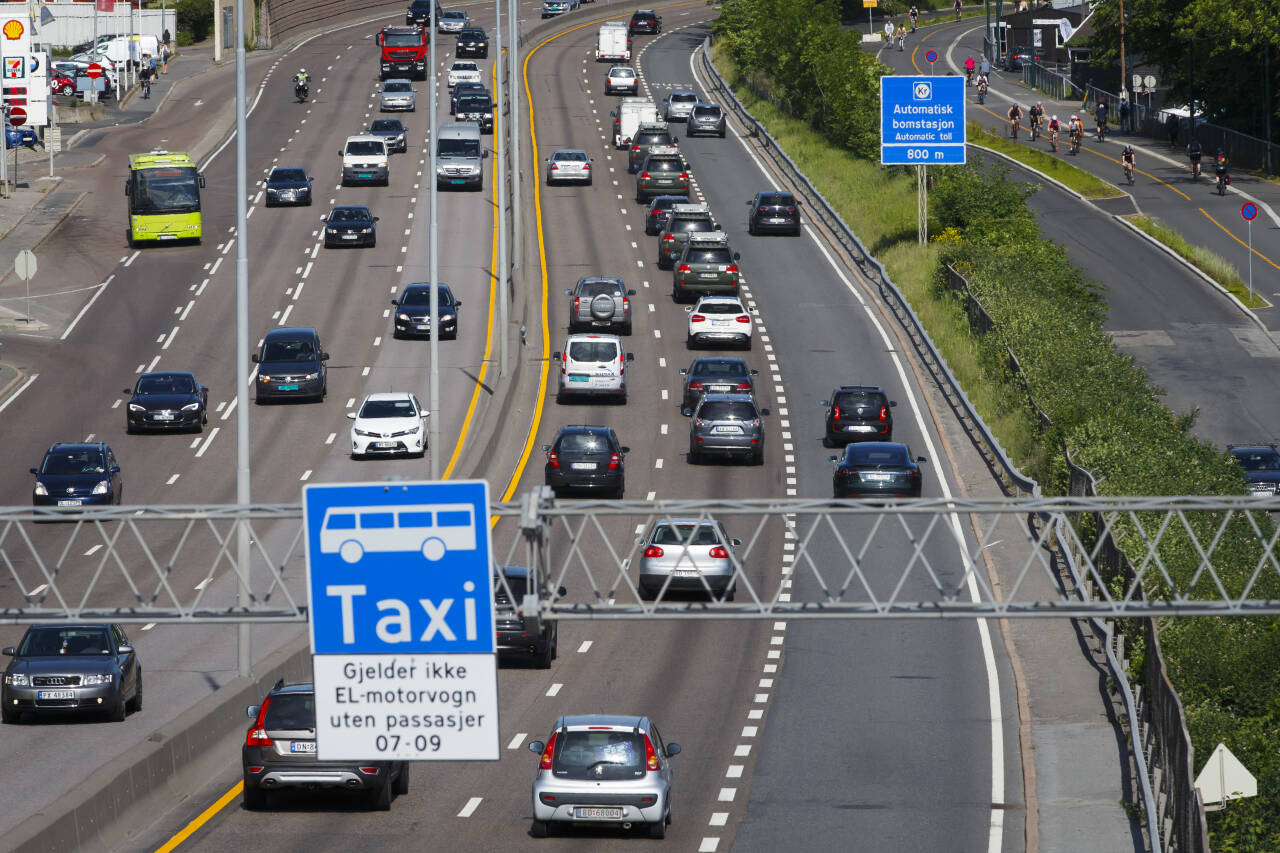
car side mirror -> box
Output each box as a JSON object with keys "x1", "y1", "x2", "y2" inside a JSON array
[
  {"x1": 542, "y1": 444, "x2": 551, "y2": 452},
  {"x1": 626, "y1": 289, "x2": 636, "y2": 295},
  {"x1": 123, "y1": 388, "x2": 133, "y2": 395},
  {"x1": 625, "y1": 353, "x2": 635, "y2": 361},
  {"x1": 684, "y1": 306, "x2": 692, "y2": 313},
  {"x1": 750, "y1": 369, "x2": 759, "y2": 376},
  {"x1": 28, "y1": 468, "x2": 37, "y2": 475},
  {"x1": 246, "y1": 704, "x2": 260, "y2": 718},
  {"x1": 679, "y1": 368, "x2": 688, "y2": 375},
  {"x1": 623, "y1": 137, "x2": 631, "y2": 145},
  {"x1": 373, "y1": 216, "x2": 380, "y2": 222},
  {"x1": 672, "y1": 135, "x2": 679, "y2": 142},
  {"x1": 455, "y1": 300, "x2": 462, "y2": 306},
  {"x1": 347, "y1": 412, "x2": 357, "y2": 420},
  {"x1": 733, "y1": 252, "x2": 741, "y2": 261},
  {"x1": 110, "y1": 465, "x2": 121, "y2": 474},
  {"x1": 620, "y1": 446, "x2": 631, "y2": 454},
  {"x1": 338, "y1": 149, "x2": 342, "y2": 156},
  {"x1": 890, "y1": 400, "x2": 899, "y2": 407},
  {"x1": 321, "y1": 215, "x2": 328, "y2": 222},
  {"x1": 610, "y1": 110, "x2": 617, "y2": 117},
  {"x1": 0, "y1": 646, "x2": 14, "y2": 656},
  {"x1": 829, "y1": 455, "x2": 840, "y2": 463},
  {"x1": 251, "y1": 354, "x2": 261, "y2": 363},
  {"x1": 118, "y1": 644, "x2": 133, "y2": 654},
  {"x1": 199, "y1": 175, "x2": 206, "y2": 188},
  {"x1": 819, "y1": 400, "x2": 829, "y2": 407},
  {"x1": 483, "y1": 150, "x2": 489, "y2": 158},
  {"x1": 308, "y1": 175, "x2": 315, "y2": 181},
  {"x1": 730, "y1": 538, "x2": 741, "y2": 548},
  {"x1": 552, "y1": 352, "x2": 561, "y2": 360},
  {"x1": 794, "y1": 199, "x2": 802, "y2": 205},
  {"x1": 745, "y1": 199, "x2": 752, "y2": 205},
  {"x1": 665, "y1": 742, "x2": 680, "y2": 757},
  {"x1": 320, "y1": 352, "x2": 330, "y2": 361},
  {"x1": 760, "y1": 408, "x2": 770, "y2": 417},
  {"x1": 528, "y1": 741, "x2": 545, "y2": 754},
  {"x1": 917, "y1": 456, "x2": 928, "y2": 463},
  {"x1": 391, "y1": 299, "x2": 400, "y2": 306}
]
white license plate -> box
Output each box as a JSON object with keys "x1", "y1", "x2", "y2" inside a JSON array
[
  {"x1": 712, "y1": 320, "x2": 730, "y2": 327},
  {"x1": 374, "y1": 441, "x2": 397, "y2": 448},
  {"x1": 672, "y1": 569, "x2": 700, "y2": 577},
  {"x1": 574, "y1": 807, "x2": 623, "y2": 819},
  {"x1": 770, "y1": 218, "x2": 787, "y2": 223},
  {"x1": 342, "y1": 233, "x2": 358, "y2": 239},
  {"x1": 845, "y1": 425, "x2": 876, "y2": 432},
  {"x1": 56, "y1": 499, "x2": 82, "y2": 507},
  {"x1": 152, "y1": 413, "x2": 175, "y2": 421},
  {"x1": 37, "y1": 690, "x2": 75, "y2": 700},
  {"x1": 710, "y1": 384, "x2": 731, "y2": 392},
  {"x1": 417, "y1": 323, "x2": 431, "y2": 330},
  {"x1": 863, "y1": 472, "x2": 893, "y2": 482},
  {"x1": 700, "y1": 273, "x2": 717, "y2": 279},
  {"x1": 712, "y1": 425, "x2": 742, "y2": 434},
  {"x1": 571, "y1": 462, "x2": 597, "y2": 470},
  {"x1": 289, "y1": 741, "x2": 317, "y2": 753}
]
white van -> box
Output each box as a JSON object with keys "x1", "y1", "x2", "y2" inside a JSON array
[
  {"x1": 553, "y1": 333, "x2": 635, "y2": 403},
  {"x1": 340, "y1": 135, "x2": 390, "y2": 186},
  {"x1": 595, "y1": 22, "x2": 630, "y2": 62},
  {"x1": 435, "y1": 123, "x2": 487, "y2": 190},
  {"x1": 611, "y1": 97, "x2": 659, "y2": 148},
  {"x1": 91, "y1": 34, "x2": 160, "y2": 67}
]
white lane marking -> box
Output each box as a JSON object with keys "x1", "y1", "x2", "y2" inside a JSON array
[
  {"x1": 326, "y1": 432, "x2": 337, "y2": 445},
  {"x1": 546, "y1": 683, "x2": 563, "y2": 697},
  {"x1": 28, "y1": 583, "x2": 47, "y2": 596},
  {"x1": 61, "y1": 281, "x2": 111, "y2": 340},
  {"x1": 222, "y1": 395, "x2": 239, "y2": 421},
  {"x1": 300, "y1": 470, "x2": 313, "y2": 481},
  {"x1": 84, "y1": 545, "x2": 103, "y2": 556},
  {"x1": 279, "y1": 304, "x2": 295, "y2": 325},
  {"x1": 508, "y1": 733, "x2": 527, "y2": 750},
  {"x1": 577, "y1": 640, "x2": 593, "y2": 653},
  {"x1": 645, "y1": 491, "x2": 656, "y2": 501},
  {"x1": 734, "y1": 745, "x2": 751, "y2": 757},
  {"x1": 726, "y1": 765, "x2": 743, "y2": 778},
  {"x1": 699, "y1": 840, "x2": 720, "y2": 853},
  {"x1": 710, "y1": 813, "x2": 729, "y2": 826},
  {"x1": 146, "y1": 355, "x2": 161, "y2": 372},
  {"x1": 742, "y1": 726, "x2": 757, "y2": 737},
  {"x1": 660, "y1": 423, "x2": 668, "y2": 435},
  {"x1": 457, "y1": 797, "x2": 483, "y2": 818},
  {"x1": 142, "y1": 623, "x2": 156, "y2": 631},
  {"x1": 194, "y1": 577, "x2": 212, "y2": 590},
  {"x1": 717, "y1": 788, "x2": 736, "y2": 802},
  {"x1": 123, "y1": 250, "x2": 140, "y2": 267},
  {"x1": 162, "y1": 326, "x2": 180, "y2": 349},
  {"x1": 0, "y1": 373, "x2": 38, "y2": 415},
  {"x1": 180, "y1": 299, "x2": 196, "y2": 321},
  {"x1": 166, "y1": 474, "x2": 180, "y2": 485},
  {"x1": 208, "y1": 256, "x2": 223, "y2": 276},
  {"x1": 195, "y1": 427, "x2": 220, "y2": 457}
]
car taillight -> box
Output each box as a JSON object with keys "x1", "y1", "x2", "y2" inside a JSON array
[
  {"x1": 550, "y1": 163, "x2": 558, "y2": 170},
  {"x1": 643, "y1": 734, "x2": 660, "y2": 771},
  {"x1": 726, "y1": 264, "x2": 739, "y2": 273},
  {"x1": 708, "y1": 546, "x2": 729, "y2": 559},
  {"x1": 662, "y1": 234, "x2": 674, "y2": 242},
  {"x1": 679, "y1": 264, "x2": 692, "y2": 273},
  {"x1": 583, "y1": 163, "x2": 590, "y2": 170},
  {"x1": 622, "y1": 297, "x2": 630, "y2": 311},
  {"x1": 245, "y1": 697, "x2": 273, "y2": 748},
  {"x1": 735, "y1": 381, "x2": 752, "y2": 391},
  {"x1": 608, "y1": 452, "x2": 620, "y2": 470},
  {"x1": 548, "y1": 451, "x2": 559, "y2": 469},
  {"x1": 691, "y1": 314, "x2": 705, "y2": 323},
  {"x1": 832, "y1": 405, "x2": 841, "y2": 420},
  {"x1": 679, "y1": 172, "x2": 689, "y2": 179},
  {"x1": 736, "y1": 314, "x2": 750, "y2": 323},
  {"x1": 688, "y1": 381, "x2": 703, "y2": 390},
  {"x1": 640, "y1": 172, "x2": 651, "y2": 180},
  {"x1": 573, "y1": 297, "x2": 580, "y2": 313},
  {"x1": 632, "y1": 145, "x2": 642, "y2": 152},
  {"x1": 879, "y1": 405, "x2": 888, "y2": 421},
  {"x1": 539, "y1": 732, "x2": 558, "y2": 770},
  {"x1": 644, "y1": 545, "x2": 664, "y2": 558}
]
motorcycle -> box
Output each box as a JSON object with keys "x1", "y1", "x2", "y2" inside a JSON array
[{"x1": 295, "y1": 82, "x2": 309, "y2": 103}]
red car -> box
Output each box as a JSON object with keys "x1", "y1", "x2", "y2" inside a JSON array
[{"x1": 51, "y1": 72, "x2": 77, "y2": 97}]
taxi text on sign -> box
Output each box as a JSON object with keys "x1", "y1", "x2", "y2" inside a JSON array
[
  {"x1": 880, "y1": 75, "x2": 966, "y2": 165},
  {"x1": 303, "y1": 480, "x2": 500, "y2": 761}
]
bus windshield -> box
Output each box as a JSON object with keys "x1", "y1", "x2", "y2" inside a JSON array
[{"x1": 129, "y1": 167, "x2": 201, "y2": 214}]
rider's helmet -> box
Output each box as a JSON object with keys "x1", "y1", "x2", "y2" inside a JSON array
[
  {"x1": 1217, "y1": 147, "x2": 1224, "y2": 154},
  {"x1": 1071, "y1": 114, "x2": 1078, "y2": 121},
  {"x1": 1124, "y1": 145, "x2": 1133, "y2": 153},
  {"x1": 1052, "y1": 115, "x2": 1058, "y2": 121}
]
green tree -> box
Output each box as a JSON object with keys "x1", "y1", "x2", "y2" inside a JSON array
[{"x1": 176, "y1": 0, "x2": 213, "y2": 43}]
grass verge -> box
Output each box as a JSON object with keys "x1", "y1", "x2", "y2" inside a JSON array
[
  {"x1": 967, "y1": 123, "x2": 1124, "y2": 199},
  {"x1": 713, "y1": 49, "x2": 1040, "y2": 465},
  {"x1": 1124, "y1": 214, "x2": 1270, "y2": 309}
]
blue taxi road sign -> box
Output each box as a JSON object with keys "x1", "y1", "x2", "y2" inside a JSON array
[
  {"x1": 881, "y1": 75, "x2": 965, "y2": 165},
  {"x1": 304, "y1": 480, "x2": 496, "y2": 655}
]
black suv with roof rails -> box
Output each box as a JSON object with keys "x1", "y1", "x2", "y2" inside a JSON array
[
  {"x1": 242, "y1": 680, "x2": 409, "y2": 810},
  {"x1": 821, "y1": 385, "x2": 896, "y2": 446}
]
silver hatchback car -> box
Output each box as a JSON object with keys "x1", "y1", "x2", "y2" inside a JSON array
[
  {"x1": 663, "y1": 90, "x2": 698, "y2": 121},
  {"x1": 636, "y1": 517, "x2": 741, "y2": 600},
  {"x1": 689, "y1": 392, "x2": 764, "y2": 465},
  {"x1": 379, "y1": 78, "x2": 416, "y2": 112},
  {"x1": 528, "y1": 714, "x2": 681, "y2": 838}
]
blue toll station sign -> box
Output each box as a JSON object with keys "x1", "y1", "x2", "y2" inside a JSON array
[
  {"x1": 880, "y1": 75, "x2": 966, "y2": 165},
  {"x1": 304, "y1": 480, "x2": 496, "y2": 655}
]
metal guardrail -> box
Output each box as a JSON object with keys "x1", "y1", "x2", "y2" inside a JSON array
[
  {"x1": 1021, "y1": 60, "x2": 1082, "y2": 101},
  {"x1": 695, "y1": 38, "x2": 1164, "y2": 848}
]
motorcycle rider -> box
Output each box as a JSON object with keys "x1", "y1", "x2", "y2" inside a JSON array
[{"x1": 293, "y1": 68, "x2": 310, "y2": 99}]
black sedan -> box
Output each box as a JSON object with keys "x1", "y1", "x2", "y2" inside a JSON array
[
  {"x1": 495, "y1": 566, "x2": 566, "y2": 668},
  {"x1": 391, "y1": 283, "x2": 462, "y2": 339},
  {"x1": 2, "y1": 623, "x2": 142, "y2": 723},
  {"x1": 30, "y1": 442, "x2": 123, "y2": 509},
  {"x1": 124, "y1": 371, "x2": 208, "y2": 433},
  {"x1": 263, "y1": 166, "x2": 313, "y2": 206},
  {"x1": 456, "y1": 26, "x2": 489, "y2": 58},
  {"x1": 323, "y1": 205, "x2": 378, "y2": 248},
  {"x1": 746, "y1": 191, "x2": 802, "y2": 236},
  {"x1": 679, "y1": 357, "x2": 758, "y2": 416},
  {"x1": 544, "y1": 424, "x2": 628, "y2": 498},
  {"x1": 368, "y1": 118, "x2": 407, "y2": 153},
  {"x1": 831, "y1": 441, "x2": 926, "y2": 499}
]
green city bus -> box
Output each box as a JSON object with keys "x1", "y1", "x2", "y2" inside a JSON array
[{"x1": 125, "y1": 150, "x2": 205, "y2": 246}]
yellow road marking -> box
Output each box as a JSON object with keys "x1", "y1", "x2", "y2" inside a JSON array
[
  {"x1": 1200, "y1": 206, "x2": 1280, "y2": 273},
  {"x1": 153, "y1": 781, "x2": 244, "y2": 853}
]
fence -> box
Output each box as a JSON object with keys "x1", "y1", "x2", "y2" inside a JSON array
[
  {"x1": 944, "y1": 262, "x2": 1207, "y2": 852},
  {"x1": 1022, "y1": 60, "x2": 1083, "y2": 101},
  {"x1": 1136, "y1": 113, "x2": 1280, "y2": 175}
]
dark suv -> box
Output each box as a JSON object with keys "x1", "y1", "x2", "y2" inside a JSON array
[
  {"x1": 1228, "y1": 444, "x2": 1280, "y2": 498},
  {"x1": 243, "y1": 680, "x2": 408, "y2": 810},
  {"x1": 456, "y1": 26, "x2": 489, "y2": 58},
  {"x1": 747, "y1": 190, "x2": 802, "y2": 236},
  {"x1": 405, "y1": 0, "x2": 441, "y2": 26},
  {"x1": 495, "y1": 566, "x2": 565, "y2": 668},
  {"x1": 544, "y1": 424, "x2": 629, "y2": 498},
  {"x1": 658, "y1": 204, "x2": 718, "y2": 269},
  {"x1": 628, "y1": 122, "x2": 678, "y2": 173},
  {"x1": 567, "y1": 276, "x2": 635, "y2": 334},
  {"x1": 672, "y1": 232, "x2": 741, "y2": 302},
  {"x1": 252, "y1": 326, "x2": 329, "y2": 403},
  {"x1": 821, "y1": 385, "x2": 896, "y2": 445},
  {"x1": 635, "y1": 146, "x2": 688, "y2": 202},
  {"x1": 645, "y1": 194, "x2": 689, "y2": 235},
  {"x1": 629, "y1": 9, "x2": 661, "y2": 34}
]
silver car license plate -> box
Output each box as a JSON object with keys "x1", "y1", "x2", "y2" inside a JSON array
[
  {"x1": 713, "y1": 425, "x2": 742, "y2": 434},
  {"x1": 863, "y1": 472, "x2": 892, "y2": 482},
  {"x1": 374, "y1": 441, "x2": 396, "y2": 449},
  {"x1": 574, "y1": 807, "x2": 622, "y2": 819},
  {"x1": 571, "y1": 462, "x2": 597, "y2": 470},
  {"x1": 37, "y1": 690, "x2": 75, "y2": 700}
]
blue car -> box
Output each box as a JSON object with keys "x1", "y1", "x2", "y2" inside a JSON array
[
  {"x1": 30, "y1": 442, "x2": 123, "y2": 510},
  {"x1": 4, "y1": 123, "x2": 40, "y2": 150}
]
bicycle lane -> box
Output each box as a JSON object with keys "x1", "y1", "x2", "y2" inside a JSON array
[{"x1": 872, "y1": 20, "x2": 1280, "y2": 335}]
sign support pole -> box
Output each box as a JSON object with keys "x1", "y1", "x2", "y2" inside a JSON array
[
  {"x1": 1248, "y1": 218, "x2": 1253, "y2": 302},
  {"x1": 918, "y1": 164, "x2": 927, "y2": 245},
  {"x1": 429, "y1": 9, "x2": 440, "y2": 479},
  {"x1": 495, "y1": 0, "x2": 508, "y2": 377},
  {"x1": 0, "y1": 33, "x2": 8, "y2": 198},
  {"x1": 234, "y1": 0, "x2": 252, "y2": 678}
]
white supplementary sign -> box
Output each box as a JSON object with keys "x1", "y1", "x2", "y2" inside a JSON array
[
  {"x1": 1194, "y1": 742, "x2": 1256, "y2": 806},
  {"x1": 313, "y1": 653, "x2": 499, "y2": 761}
]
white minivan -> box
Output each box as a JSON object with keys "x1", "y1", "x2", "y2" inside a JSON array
[
  {"x1": 340, "y1": 135, "x2": 390, "y2": 186},
  {"x1": 554, "y1": 334, "x2": 635, "y2": 403}
]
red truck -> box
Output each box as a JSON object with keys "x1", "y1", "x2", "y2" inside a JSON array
[{"x1": 378, "y1": 26, "x2": 428, "y2": 80}]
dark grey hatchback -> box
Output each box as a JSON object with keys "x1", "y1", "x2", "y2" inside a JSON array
[
  {"x1": 263, "y1": 167, "x2": 313, "y2": 206},
  {"x1": 746, "y1": 190, "x2": 802, "y2": 236},
  {"x1": 679, "y1": 357, "x2": 758, "y2": 416},
  {"x1": 2, "y1": 623, "x2": 142, "y2": 723},
  {"x1": 323, "y1": 205, "x2": 378, "y2": 248},
  {"x1": 544, "y1": 424, "x2": 629, "y2": 498},
  {"x1": 252, "y1": 327, "x2": 328, "y2": 403}
]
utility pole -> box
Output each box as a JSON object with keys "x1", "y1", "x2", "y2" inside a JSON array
[
  {"x1": 508, "y1": 0, "x2": 520, "y2": 268},
  {"x1": 234, "y1": 0, "x2": 251, "y2": 677},
  {"x1": 1118, "y1": 0, "x2": 1127, "y2": 119},
  {"x1": 429, "y1": 8, "x2": 441, "y2": 477},
  {"x1": 495, "y1": 0, "x2": 509, "y2": 376}
]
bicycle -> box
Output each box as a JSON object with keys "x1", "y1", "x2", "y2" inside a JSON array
[
  {"x1": 141, "y1": 76, "x2": 151, "y2": 99},
  {"x1": 1030, "y1": 115, "x2": 1041, "y2": 142},
  {"x1": 965, "y1": 67, "x2": 973, "y2": 86},
  {"x1": 1096, "y1": 123, "x2": 1107, "y2": 142},
  {"x1": 1069, "y1": 130, "x2": 1081, "y2": 155},
  {"x1": 1216, "y1": 170, "x2": 1229, "y2": 195},
  {"x1": 1048, "y1": 128, "x2": 1058, "y2": 152},
  {"x1": 1189, "y1": 158, "x2": 1201, "y2": 180},
  {"x1": 1123, "y1": 161, "x2": 1134, "y2": 185},
  {"x1": 1009, "y1": 117, "x2": 1019, "y2": 140}
]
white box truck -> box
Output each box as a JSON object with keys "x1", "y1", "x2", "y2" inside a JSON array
[
  {"x1": 611, "y1": 97, "x2": 659, "y2": 148},
  {"x1": 595, "y1": 22, "x2": 630, "y2": 62}
]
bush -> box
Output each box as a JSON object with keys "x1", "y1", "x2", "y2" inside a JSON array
[{"x1": 176, "y1": 0, "x2": 213, "y2": 43}]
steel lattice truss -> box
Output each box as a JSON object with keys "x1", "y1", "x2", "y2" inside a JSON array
[{"x1": 1, "y1": 493, "x2": 1278, "y2": 624}]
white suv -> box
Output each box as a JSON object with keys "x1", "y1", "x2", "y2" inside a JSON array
[{"x1": 553, "y1": 334, "x2": 634, "y2": 404}]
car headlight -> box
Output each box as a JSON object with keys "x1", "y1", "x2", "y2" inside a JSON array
[
  {"x1": 326, "y1": 227, "x2": 339, "y2": 234},
  {"x1": 397, "y1": 313, "x2": 411, "y2": 321},
  {"x1": 436, "y1": 165, "x2": 447, "y2": 174},
  {"x1": 360, "y1": 227, "x2": 373, "y2": 234},
  {"x1": 392, "y1": 426, "x2": 420, "y2": 436},
  {"x1": 354, "y1": 428, "x2": 377, "y2": 437},
  {"x1": 304, "y1": 372, "x2": 320, "y2": 381},
  {"x1": 82, "y1": 674, "x2": 113, "y2": 685},
  {"x1": 259, "y1": 375, "x2": 272, "y2": 383},
  {"x1": 33, "y1": 482, "x2": 47, "y2": 496},
  {"x1": 128, "y1": 403, "x2": 145, "y2": 412},
  {"x1": 181, "y1": 402, "x2": 201, "y2": 412},
  {"x1": 91, "y1": 480, "x2": 110, "y2": 496},
  {"x1": 4, "y1": 673, "x2": 30, "y2": 686}
]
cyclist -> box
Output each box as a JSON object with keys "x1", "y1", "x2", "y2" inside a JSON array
[
  {"x1": 909, "y1": 5, "x2": 919, "y2": 30},
  {"x1": 1186, "y1": 138, "x2": 1203, "y2": 179},
  {"x1": 1214, "y1": 148, "x2": 1230, "y2": 192},
  {"x1": 1029, "y1": 101, "x2": 1044, "y2": 138},
  {"x1": 964, "y1": 55, "x2": 975, "y2": 85},
  {"x1": 1007, "y1": 102, "x2": 1022, "y2": 138},
  {"x1": 1068, "y1": 113, "x2": 1084, "y2": 151},
  {"x1": 1121, "y1": 144, "x2": 1136, "y2": 183},
  {"x1": 1095, "y1": 99, "x2": 1109, "y2": 141},
  {"x1": 954, "y1": 0, "x2": 962, "y2": 20},
  {"x1": 976, "y1": 74, "x2": 988, "y2": 104},
  {"x1": 1047, "y1": 114, "x2": 1061, "y2": 150}
]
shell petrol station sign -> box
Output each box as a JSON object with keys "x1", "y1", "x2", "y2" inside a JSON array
[{"x1": 2, "y1": 14, "x2": 49, "y2": 128}]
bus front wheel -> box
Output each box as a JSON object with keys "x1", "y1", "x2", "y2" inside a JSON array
[{"x1": 421, "y1": 538, "x2": 445, "y2": 561}]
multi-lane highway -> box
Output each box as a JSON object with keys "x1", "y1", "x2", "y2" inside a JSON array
[{"x1": 101, "y1": 5, "x2": 1034, "y2": 851}]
